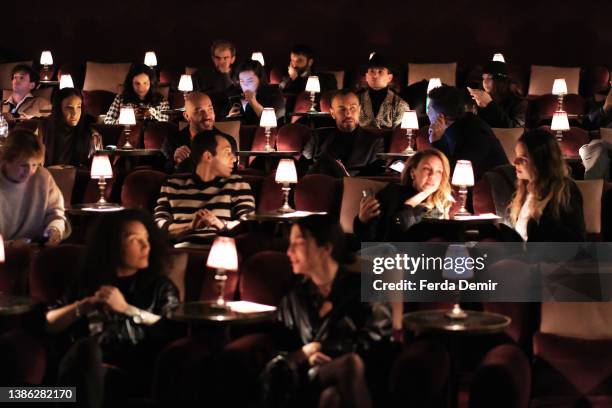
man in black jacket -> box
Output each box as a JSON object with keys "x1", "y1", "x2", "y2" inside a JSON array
[
  {"x1": 428, "y1": 85, "x2": 508, "y2": 180},
  {"x1": 278, "y1": 44, "x2": 337, "y2": 94},
  {"x1": 302, "y1": 90, "x2": 385, "y2": 177}
]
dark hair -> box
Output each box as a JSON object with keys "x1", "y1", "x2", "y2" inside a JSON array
[
  {"x1": 210, "y1": 40, "x2": 236, "y2": 57},
  {"x1": 290, "y1": 44, "x2": 315, "y2": 61},
  {"x1": 0, "y1": 129, "x2": 44, "y2": 162},
  {"x1": 121, "y1": 63, "x2": 162, "y2": 105},
  {"x1": 428, "y1": 85, "x2": 466, "y2": 121},
  {"x1": 190, "y1": 130, "x2": 237, "y2": 165},
  {"x1": 235, "y1": 59, "x2": 268, "y2": 85},
  {"x1": 330, "y1": 89, "x2": 360, "y2": 105},
  {"x1": 80, "y1": 209, "x2": 167, "y2": 295},
  {"x1": 51, "y1": 87, "x2": 85, "y2": 126},
  {"x1": 482, "y1": 61, "x2": 521, "y2": 102},
  {"x1": 295, "y1": 215, "x2": 346, "y2": 263},
  {"x1": 10, "y1": 64, "x2": 39, "y2": 87}
]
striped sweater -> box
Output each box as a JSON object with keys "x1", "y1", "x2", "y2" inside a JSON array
[{"x1": 154, "y1": 173, "x2": 255, "y2": 248}]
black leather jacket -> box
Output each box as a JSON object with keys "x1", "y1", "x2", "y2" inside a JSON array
[{"x1": 275, "y1": 268, "x2": 391, "y2": 358}]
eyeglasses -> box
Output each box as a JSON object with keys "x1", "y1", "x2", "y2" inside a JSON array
[{"x1": 513, "y1": 156, "x2": 529, "y2": 166}]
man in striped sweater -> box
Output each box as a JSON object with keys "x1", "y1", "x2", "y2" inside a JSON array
[{"x1": 154, "y1": 130, "x2": 255, "y2": 248}]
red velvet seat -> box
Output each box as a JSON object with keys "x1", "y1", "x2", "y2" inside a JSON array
[
  {"x1": 526, "y1": 94, "x2": 585, "y2": 128},
  {"x1": 0, "y1": 330, "x2": 46, "y2": 385},
  {"x1": 294, "y1": 173, "x2": 342, "y2": 217},
  {"x1": 389, "y1": 126, "x2": 431, "y2": 153},
  {"x1": 276, "y1": 123, "x2": 311, "y2": 155},
  {"x1": 540, "y1": 126, "x2": 589, "y2": 158},
  {"x1": 256, "y1": 174, "x2": 284, "y2": 213},
  {"x1": 144, "y1": 121, "x2": 178, "y2": 149},
  {"x1": 83, "y1": 90, "x2": 116, "y2": 119},
  {"x1": 239, "y1": 250, "x2": 293, "y2": 306},
  {"x1": 28, "y1": 244, "x2": 83, "y2": 305},
  {"x1": 120, "y1": 169, "x2": 167, "y2": 211},
  {"x1": 91, "y1": 123, "x2": 125, "y2": 147}
]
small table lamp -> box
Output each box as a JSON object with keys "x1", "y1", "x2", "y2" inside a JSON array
[
  {"x1": 400, "y1": 110, "x2": 419, "y2": 155},
  {"x1": 305, "y1": 76, "x2": 321, "y2": 112},
  {"x1": 259, "y1": 108, "x2": 277, "y2": 152},
  {"x1": 178, "y1": 74, "x2": 193, "y2": 99},
  {"x1": 118, "y1": 106, "x2": 137, "y2": 149},
  {"x1": 451, "y1": 160, "x2": 475, "y2": 219},
  {"x1": 40, "y1": 50, "x2": 53, "y2": 81},
  {"x1": 275, "y1": 159, "x2": 298, "y2": 213},
  {"x1": 426, "y1": 78, "x2": 442, "y2": 114},
  {"x1": 0, "y1": 234, "x2": 5, "y2": 263},
  {"x1": 251, "y1": 52, "x2": 265, "y2": 66},
  {"x1": 207, "y1": 236, "x2": 238, "y2": 308},
  {"x1": 59, "y1": 74, "x2": 74, "y2": 89},
  {"x1": 492, "y1": 53, "x2": 505, "y2": 63},
  {"x1": 369, "y1": 51, "x2": 376, "y2": 60},
  {"x1": 90, "y1": 154, "x2": 113, "y2": 206},
  {"x1": 144, "y1": 51, "x2": 158, "y2": 68},
  {"x1": 551, "y1": 110, "x2": 570, "y2": 141},
  {"x1": 552, "y1": 78, "x2": 568, "y2": 111}
]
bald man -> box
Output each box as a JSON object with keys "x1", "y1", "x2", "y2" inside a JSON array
[{"x1": 161, "y1": 91, "x2": 235, "y2": 173}]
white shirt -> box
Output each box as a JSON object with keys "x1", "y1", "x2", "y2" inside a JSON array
[{"x1": 515, "y1": 193, "x2": 533, "y2": 241}]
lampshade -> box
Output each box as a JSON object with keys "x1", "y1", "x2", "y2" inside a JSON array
[
  {"x1": 178, "y1": 74, "x2": 193, "y2": 93},
  {"x1": 492, "y1": 53, "x2": 505, "y2": 63},
  {"x1": 305, "y1": 76, "x2": 321, "y2": 93},
  {"x1": 369, "y1": 51, "x2": 376, "y2": 60},
  {"x1": 0, "y1": 234, "x2": 5, "y2": 263},
  {"x1": 551, "y1": 110, "x2": 570, "y2": 131},
  {"x1": 144, "y1": 51, "x2": 158, "y2": 67},
  {"x1": 552, "y1": 78, "x2": 568, "y2": 95},
  {"x1": 90, "y1": 155, "x2": 113, "y2": 179},
  {"x1": 207, "y1": 236, "x2": 238, "y2": 271},
  {"x1": 251, "y1": 52, "x2": 265, "y2": 66},
  {"x1": 59, "y1": 74, "x2": 74, "y2": 89},
  {"x1": 400, "y1": 110, "x2": 419, "y2": 130},
  {"x1": 427, "y1": 78, "x2": 442, "y2": 93},
  {"x1": 118, "y1": 106, "x2": 136, "y2": 125},
  {"x1": 275, "y1": 159, "x2": 298, "y2": 184},
  {"x1": 451, "y1": 160, "x2": 475, "y2": 187},
  {"x1": 259, "y1": 108, "x2": 277, "y2": 128},
  {"x1": 40, "y1": 50, "x2": 53, "y2": 66}
]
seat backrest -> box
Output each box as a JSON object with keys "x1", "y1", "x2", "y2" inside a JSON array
[
  {"x1": 601, "y1": 128, "x2": 612, "y2": 144},
  {"x1": 0, "y1": 245, "x2": 35, "y2": 296},
  {"x1": 121, "y1": 169, "x2": 167, "y2": 212},
  {"x1": 47, "y1": 165, "x2": 77, "y2": 205},
  {"x1": 257, "y1": 174, "x2": 284, "y2": 213},
  {"x1": 239, "y1": 251, "x2": 293, "y2": 306},
  {"x1": 215, "y1": 120, "x2": 241, "y2": 148},
  {"x1": 575, "y1": 179, "x2": 603, "y2": 235},
  {"x1": 491, "y1": 128, "x2": 524, "y2": 163},
  {"x1": 144, "y1": 121, "x2": 178, "y2": 149},
  {"x1": 29, "y1": 244, "x2": 84, "y2": 304},
  {"x1": 340, "y1": 177, "x2": 388, "y2": 233},
  {"x1": 540, "y1": 126, "x2": 589, "y2": 158},
  {"x1": 320, "y1": 70, "x2": 345, "y2": 89},
  {"x1": 407, "y1": 62, "x2": 457, "y2": 86},
  {"x1": 295, "y1": 174, "x2": 342, "y2": 217},
  {"x1": 277, "y1": 123, "x2": 311, "y2": 153},
  {"x1": 83, "y1": 62, "x2": 131, "y2": 93},
  {"x1": 0, "y1": 61, "x2": 32, "y2": 90},
  {"x1": 528, "y1": 65, "x2": 580, "y2": 96},
  {"x1": 82, "y1": 90, "x2": 117, "y2": 119}
]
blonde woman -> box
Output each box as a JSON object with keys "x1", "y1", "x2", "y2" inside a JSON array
[{"x1": 354, "y1": 148, "x2": 454, "y2": 241}]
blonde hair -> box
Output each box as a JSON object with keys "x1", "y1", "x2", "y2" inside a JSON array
[{"x1": 400, "y1": 148, "x2": 454, "y2": 218}]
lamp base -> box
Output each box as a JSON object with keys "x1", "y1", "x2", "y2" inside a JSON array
[
  {"x1": 276, "y1": 205, "x2": 295, "y2": 214},
  {"x1": 401, "y1": 146, "x2": 416, "y2": 156},
  {"x1": 453, "y1": 208, "x2": 472, "y2": 219}
]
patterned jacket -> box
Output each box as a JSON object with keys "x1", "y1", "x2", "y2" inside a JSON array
[{"x1": 358, "y1": 88, "x2": 409, "y2": 129}]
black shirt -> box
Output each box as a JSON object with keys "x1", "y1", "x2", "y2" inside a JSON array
[{"x1": 368, "y1": 87, "x2": 389, "y2": 118}]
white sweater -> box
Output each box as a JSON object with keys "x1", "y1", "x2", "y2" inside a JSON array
[{"x1": 0, "y1": 165, "x2": 70, "y2": 241}]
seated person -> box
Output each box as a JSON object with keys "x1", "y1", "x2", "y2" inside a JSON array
[
  {"x1": 278, "y1": 44, "x2": 337, "y2": 94},
  {"x1": 302, "y1": 90, "x2": 385, "y2": 177},
  {"x1": 39, "y1": 87, "x2": 101, "y2": 168},
  {"x1": 1, "y1": 64, "x2": 51, "y2": 119},
  {"x1": 104, "y1": 63, "x2": 169, "y2": 124},
  {"x1": 154, "y1": 131, "x2": 255, "y2": 249},
  {"x1": 47, "y1": 209, "x2": 179, "y2": 407},
  {"x1": 509, "y1": 129, "x2": 585, "y2": 242},
  {"x1": 161, "y1": 91, "x2": 235, "y2": 173},
  {"x1": 0, "y1": 129, "x2": 70, "y2": 245},
  {"x1": 225, "y1": 60, "x2": 285, "y2": 125},
  {"x1": 467, "y1": 61, "x2": 526, "y2": 128},
  {"x1": 428, "y1": 85, "x2": 508, "y2": 180},
  {"x1": 192, "y1": 40, "x2": 240, "y2": 95},
  {"x1": 265, "y1": 214, "x2": 390, "y2": 408},
  {"x1": 357, "y1": 54, "x2": 409, "y2": 129},
  {"x1": 354, "y1": 148, "x2": 453, "y2": 241},
  {"x1": 585, "y1": 79, "x2": 612, "y2": 129}
]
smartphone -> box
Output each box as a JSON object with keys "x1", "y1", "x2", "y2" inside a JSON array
[
  {"x1": 390, "y1": 160, "x2": 405, "y2": 173},
  {"x1": 362, "y1": 189, "x2": 374, "y2": 199}
]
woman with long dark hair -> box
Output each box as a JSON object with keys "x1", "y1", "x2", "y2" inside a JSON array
[
  {"x1": 509, "y1": 129, "x2": 585, "y2": 241},
  {"x1": 467, "y1": 61, "x2": 527, "y2": 128},
  {"x1": 46, "y1": 209, "x2": 179, "y2": 407},
  {"x1": 104, "y1": 63, "x2": 169, "y2": 124}
]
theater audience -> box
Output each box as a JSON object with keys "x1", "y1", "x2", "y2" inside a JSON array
[
  {"x1": 192, "y1": 40, "x2": 239, "y2": 95},
  {"x1": 1, "y1": 64, "x2": 50, "y2": 119},
  {"x1": 302, "y1": 90, "x2": 385, "y2": 177},
  {"x1": 278, "y1": 44, "x2": 337, "y2": 94},
  {"x1": 39, "y1": 87, "x2": 101, "y2": 168},
  {"x1": 225, "y1": 60, "x2": 285, "y2": 125},
  {"x1": 467, "y1": 61, "x2": 526, "y2": 128},
  {"x1": 357, "y1": 54, "x2": 409, "y2": 129},
  {"x1": 428, "y1": 85, "x2": 508, "y2": 180},
  {"x1": 160, "y1": 91, "x2": 235, "y2": 173},
  {"x1": 509, "y1": 129, "x2": 585, "y2": 242},
  {"x1": 262, "y1": 214, "x2": 390, "y2": 408},
  {"x1": 354, "y1": 149, "x2": 453, "y2": 241},
  {"x1": 47, "y1": 209, "x2": 179, "y2": 407},
  {"x1": 154, "y1": 131, "x2": 255, "y2": 249},
  {"x1": 0, "y1": 129, "x2": 69, "y2": 245},
  {"x1": 104, "y1": 64, "x2": 169, "y2": 124}
]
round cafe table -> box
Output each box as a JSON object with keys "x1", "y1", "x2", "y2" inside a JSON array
[{"x1": 0, "y1": 294, "x2": 40, "y2": 316}]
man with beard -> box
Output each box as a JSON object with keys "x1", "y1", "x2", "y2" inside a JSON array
[
  {"x1": 278, "y1": 44, "x2": 337, "y2": 94},
  {"x1": 302, "y1": 90, "x2": 385, "y2": 177}
]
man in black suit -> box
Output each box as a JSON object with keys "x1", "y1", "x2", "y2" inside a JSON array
[
  {"x1": 427, "y1": 85, "x2": 508, "y2": 181},
  {"x1": 302, "y1": 90, "x2": 385, "y2": 177}
]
